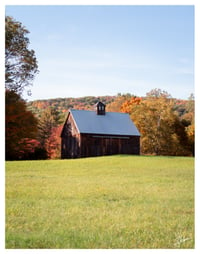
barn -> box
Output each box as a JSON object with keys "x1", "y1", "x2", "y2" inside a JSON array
[{"x1": 61, "y1": 101, "x2": 140, "y2": 159}]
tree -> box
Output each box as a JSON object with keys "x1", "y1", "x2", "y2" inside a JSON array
[
  {"x1": 5, "y1": 16, "x2": 38, "y2": 95},
  {"x1": 146, "y1": 88, "x2": 172, "y2": 99},
  {"x1": 106, "y1": 94, "x2": 133, "y2": 112},
  {"x1": 37, "y1": 108, "x2": 55, "y2": 149},
  {"x1": 120, "y1": 96, "x2": 142, "y2": 113},
  {"x1": 37, "y1": 108, "x2": 62, "y2": 157},
  {"x1": 183, "y1": 94, "x2": 195, "y2": 155},
  {"x1": 6, "y1": 90, "x2": 38, "y2": 160},
  {"x1": 46, "y1": 125, "x2": 63, "y2": 159},
  {"x1": 121, "y1": 93, "x2": 191, "y2": 156}
]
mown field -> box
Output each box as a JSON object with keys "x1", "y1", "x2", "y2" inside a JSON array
[{"x1": 5, "y1": 155, "x2": 194, "y2": 249}]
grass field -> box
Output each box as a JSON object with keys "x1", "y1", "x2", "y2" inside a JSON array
[{"x1": 5, "y1": 155, "x2": 194, "y2": 249}]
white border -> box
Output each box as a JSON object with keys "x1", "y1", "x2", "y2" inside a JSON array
[
  {"x1": 3, "y1": 0, "x2": 199, "y2": 6},
  {"x1": 1, "y1": 1, "x2": 199, "y2": 254}
]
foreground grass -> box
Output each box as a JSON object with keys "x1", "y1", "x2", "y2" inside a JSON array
[{"x1": 6, "y1": 155, "x2": 194, "y2": 248}]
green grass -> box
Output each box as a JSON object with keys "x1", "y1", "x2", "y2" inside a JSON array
[{"x1": 5, "y1": 155, "x2": 194, "y2": 249}]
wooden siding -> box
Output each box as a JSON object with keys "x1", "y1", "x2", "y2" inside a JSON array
[
  {"x1": 80, "y1": 134, "x2": 140, "y2": 158},
  {"x1": 61, "y1": 113, "x2": 81, "y2": 159}
]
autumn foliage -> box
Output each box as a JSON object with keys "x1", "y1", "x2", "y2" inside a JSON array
[
  {"x1": 45, "y1": 125, "x2": 63, "y2": 159},
  {"x1": 6, "y1": 90, "x2": 38, "y2": 160},
  {"x1": 120, "y1": 97, "x2": 142, "y2": 113},
  {"x1": 120, "y1": 90, "x2": 194, "y2": 156}
]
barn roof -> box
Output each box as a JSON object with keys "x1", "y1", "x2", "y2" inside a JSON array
[{"x1": 69, "y1": 109, "x2": 140, "y2": 136}]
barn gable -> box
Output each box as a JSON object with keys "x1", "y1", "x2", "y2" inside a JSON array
[{"x1": 61, "y1": 102, "x2": 140, "y2": 158}]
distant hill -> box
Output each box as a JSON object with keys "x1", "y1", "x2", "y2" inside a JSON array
[
  {"x1": 27, "y1": 95, "x2": 116, "y2": 121},
  {"x1": 27, "y1": 94, "x2": 193, "y2": 121}
]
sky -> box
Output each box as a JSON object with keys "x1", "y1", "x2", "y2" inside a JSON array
[{"x1": 5, "y1": 4, "x2": 194, "y2": 101}]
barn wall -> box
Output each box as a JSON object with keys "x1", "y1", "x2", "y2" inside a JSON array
[
  {"x1": 80, "y1": 134, "x2": 140, "y2": 158},
  {"x1": 61, "y1": 114, "x2": 81, "y2": 159}
]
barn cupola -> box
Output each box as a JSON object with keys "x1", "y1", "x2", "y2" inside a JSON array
[{"x1": 96, "y1": 101, "x2": 106, "y2": 115}]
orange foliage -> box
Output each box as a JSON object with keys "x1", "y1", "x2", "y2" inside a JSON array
[
  {"x1": 45, "y1": 125, "x2": 63, "y2": 159},
  {"x1": 120, "y1": 97, "x2": 142, "y2": 113}
]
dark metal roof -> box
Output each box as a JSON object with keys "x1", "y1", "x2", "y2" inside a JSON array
[{"x1": 70, "y1": 109, "x2": 140, "y2": 136}]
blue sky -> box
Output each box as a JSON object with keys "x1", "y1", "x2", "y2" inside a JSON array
[{"x1": 5, "y1": 5, "x2": 194, "y2": 100}]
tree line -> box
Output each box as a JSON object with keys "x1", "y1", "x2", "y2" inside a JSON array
[
  {"x1": 6, "y1": 90, "x2": 194, "y2": 160},
  {"x1": 5, "y1": 16, "x2": 194, "y2": 160}
]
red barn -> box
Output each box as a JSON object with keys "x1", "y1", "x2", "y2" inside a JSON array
[{"x1": 61, "y1": 102, "x2": 140, "y2": 158}]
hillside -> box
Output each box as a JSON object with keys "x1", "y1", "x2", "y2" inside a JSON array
[
  {"x1": 27, "y1": 95, "x2": 116, "y2": 121},
  {"x1": 27, "y1": 94, "x2": 194, "y2": 122}
]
